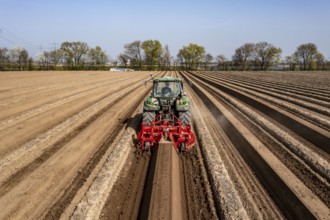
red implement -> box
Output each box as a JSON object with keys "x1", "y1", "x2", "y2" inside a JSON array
[{"x1": 137, "y1": 112, "x2": 195, "y2": 152}]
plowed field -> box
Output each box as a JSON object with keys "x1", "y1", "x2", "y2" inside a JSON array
[{"x1": 0, "y1": 71, "x2": 329, "y2": 219}]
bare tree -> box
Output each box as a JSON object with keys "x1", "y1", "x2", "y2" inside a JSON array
[
  {"x1": 202, "y1": 53, "x2": 213, "y2": 70},
  {"x1": 123, "y1": 41, "x2": 143, "y2": 68},
  {"x1": 49, "y1": 49, "x2": 63, "y2": 67},
  {"x1": 9, "y1": 47, "x2": 30, "y2": 70},
  {"x1": 37, "y1": 49, "x2": 63, "y2": 69},
  {"x1": 117, "y1": 53, "x2": 130, "y2": 68},
  {"x1": 161, "y1": 44, "x2": 171, "y2": 70},
  {"x1": 36, "y1": 51, "x2": 51, "y2": 69},
  {"x1": 232, "y1": 43, "x2": 255, "y2": 70},
  {"x1": 216, "y1": 54, "x2": 227, "y2": 70},
  {"x1": 315, "y1": 52, "x2": 325, "y2": 70},
  {"x1": 172, "y1": 57, "x2": 182, "y2": 70},
  {"x1": 0, "y1": 47, "x2": 9, "y2": 70},
  {"x1": 285, "y1": 55, "x2": 294, "y2": 70}
]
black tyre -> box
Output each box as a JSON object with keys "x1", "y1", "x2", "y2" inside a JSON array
[
  {"x1": 143, "y1": 111, "x2": 155, "y2": 126},
  {"x1": 179, "y1": 110, "x2": 191, "y2": 126}
]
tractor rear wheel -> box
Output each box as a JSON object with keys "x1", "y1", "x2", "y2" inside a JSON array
[
  {"x1": 179, "y1": 110, "x2": 191, "y2": 126},
  {"x1": 143, "y1": 111, "x2": 155, "y2": 126}
]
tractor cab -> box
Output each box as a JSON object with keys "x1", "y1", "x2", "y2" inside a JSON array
[
  {"x1": 152, "y1": 79, "x2": 183, "y2": 98},
  {"x1": 137, "y1": 76, "x2": 195, "y2": 153}
]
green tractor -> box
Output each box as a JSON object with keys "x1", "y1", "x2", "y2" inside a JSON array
[
  {"x1": 137, "y1": 76, "x2": 195, "y2": 152},
  {"x1": 143, "y1": 76, "x2": 191, "y2": 126}
]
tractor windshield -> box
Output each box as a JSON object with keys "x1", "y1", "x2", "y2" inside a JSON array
[{"x1": 153, "y1": 81, "x2": 182, "y2": 98}]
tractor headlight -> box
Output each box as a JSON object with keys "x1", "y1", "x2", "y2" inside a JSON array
[
  {"x1": 179, "y1": 100, "x2": 187, "y2": 105},
  {"x1": 151, "y1": 98, "x2": 158, "y2": 104},
  {"x1": 147, "y1": 98, "x2": 158, "y2": 105}
]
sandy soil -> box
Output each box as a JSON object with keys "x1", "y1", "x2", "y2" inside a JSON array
[
  {"x1": 183, "y1": 71, "x2": 329, "y2": 219},
  {"x1": 0, "y1": 71, "x2": 155, "y2": 219},
  {"x1": 0, "y1": 70, "x2": 329, "y2": 219}
]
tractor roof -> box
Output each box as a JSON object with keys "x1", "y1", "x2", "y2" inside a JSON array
[{"x1": 153, "y1": 77, "x2": 182, "y2": 82}]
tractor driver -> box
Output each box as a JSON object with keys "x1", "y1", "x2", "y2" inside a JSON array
[{"x1": 161, "y1": 86, "x2": 172, "y2": 97}]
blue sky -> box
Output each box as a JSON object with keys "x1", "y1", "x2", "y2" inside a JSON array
[{"x1": 1, "y1": 0, "x2": 329, "y2": 60}]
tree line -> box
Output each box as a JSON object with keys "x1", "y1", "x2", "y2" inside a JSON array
[
  {"x1": 0, "y1": 40, "x2": 329, "y2": 71},
  {"x1": 230, "y1": 42, "x2": 327, "y2": 71},
  {"x1": 0, "y1": 42, "x2": 109, "y2": 71},
  {"x1": 116, "y1": 40, "x2": 329, "y2": 71}
]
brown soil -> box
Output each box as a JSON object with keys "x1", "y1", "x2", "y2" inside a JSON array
[
  {"x1": 0, "y1": 70, "x2": 329, "y2": 220},
  {"x1": 182, "y1": 70, "x2": 330, "y2": 219}
]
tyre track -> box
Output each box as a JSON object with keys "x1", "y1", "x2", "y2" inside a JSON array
[
  {"x1": 181, "y1": 72, "x2": 283, "y2": 219},
  {"x1": 1, "y1": 71, "x2": 328, "y2": 219},
  {"x1": 182, "y1": 71, "x2": 330, "y2": 219},
  {"x1": 0, "y1": 72, "x2": 127, "y2": 102},
  {"x1": 0, "y1": 76, "x2": 150, "y2": 197},
  {"x1": 0, "y1": 74, "x2": 155, "y2": 170},
  {"x1": 45, "y1": 91, "x2": 147, "y2": 220},
  {"x1": 192, "y1": 72, "x2": 330, "y2": 131},
  {"x1": 187, "y1": 72, "x2": 330, "y2": 205},
  {"x1": 198, "y1": 71, "x2": 330, "y2": 109},
  {"x1": 0, "y1": 72, "x2": 161, "y2": 220},
  {"x1": 189, "y1": 71, "x2": 330, "y2": 153},
  {"x1": 98, "y1": 71, "x2": 218, "y2": 220},
  {"x1": 53, "y1": 74, "x2": 163, "y2": 219},
  {"x1": 188, "y1": 71, "x2": 330, "y2": 178},
  {"x1": 206, "y1": 71, "x2": 330, "y2": 95},
  {"x1": 0, "y1": 76, "x2": 105, "y2": 104},
  {"x1": 0, "y1": 72, "x2": 138, "y2": 110},
  {"x1": 0, "y1": 73, "x2": 147, "y2": 130}
]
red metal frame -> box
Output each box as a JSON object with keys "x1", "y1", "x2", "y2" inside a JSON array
[{"x1": 137, "y1": 112, "x2": 195, "y2": 152}]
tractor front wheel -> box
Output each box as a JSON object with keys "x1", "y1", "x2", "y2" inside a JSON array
[
  {"x1": 179, "y1": 110, "x2": 191, "y2": 126},
  {"x1": 143, "y1": 111, "x2": 155, "y2": 126}
]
